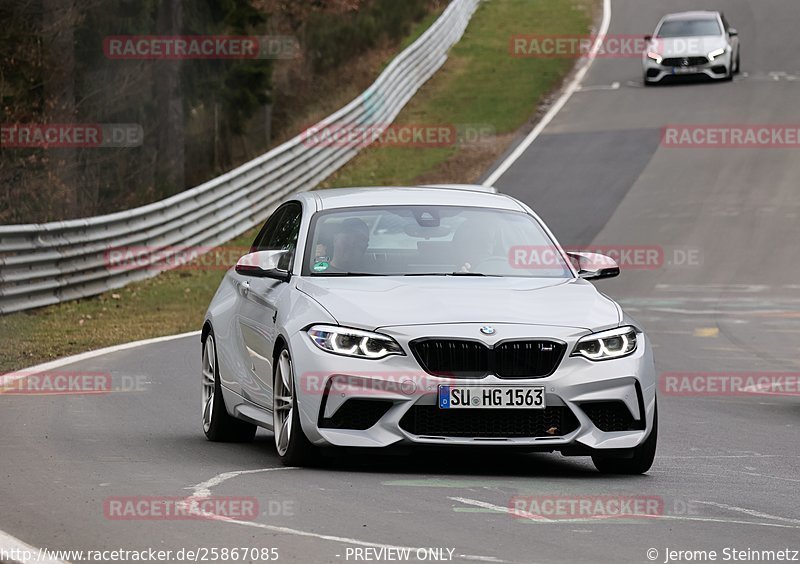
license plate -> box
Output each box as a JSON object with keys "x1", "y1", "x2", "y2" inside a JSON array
[
  {"x1": 438, "y1": 385, "x2": 545, "y2": 409},
  {"x1": 672, "y1": 66, "x2": 698, "y2": 75}
]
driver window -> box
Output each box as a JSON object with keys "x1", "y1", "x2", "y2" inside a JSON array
[{"x1": 251, "y1": 203, "x2": 303, "y2": 261}]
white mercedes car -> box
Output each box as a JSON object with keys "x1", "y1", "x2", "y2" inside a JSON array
[
  {"x1": 643, "y1": 10, "x2": 740, "y2": 84},
  {"x1": 201, "y1": 185, "x2": 658, "y2": 474}
]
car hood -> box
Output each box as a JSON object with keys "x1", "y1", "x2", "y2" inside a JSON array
[
  {"x1": 296, "y1": 277, "x2": 620, "y2": 331},
  {"x1": 655, "y1": 36, "x2": 727, "y2": 58}
]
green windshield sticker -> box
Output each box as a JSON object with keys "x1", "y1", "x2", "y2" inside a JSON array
[{"x1": 312, "y1": 261, "x2": 330, "y2": 272}]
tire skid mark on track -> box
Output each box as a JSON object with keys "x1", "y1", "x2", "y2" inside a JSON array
[{"x1": 734, "y1": 471, "x2": 800, "y2": 484}]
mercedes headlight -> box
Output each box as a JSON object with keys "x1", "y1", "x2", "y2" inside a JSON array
[
  {"x1": 571, "y1": 326, "x2": 638, "y2": 361},
  {"x1": 307, "y1": 325, "x2": 404, "y2": 359},
  {"x1": 646, "y1": 52, "x2": 663, "y2": 64},
  {"x1": 708, "y1": 47, "x2": 726, "y2": 61}
]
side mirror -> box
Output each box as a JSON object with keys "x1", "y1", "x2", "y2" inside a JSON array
[
  {"x1": 235, "y1": 250, "x2": 292, "y2": 282},
  {"x1": 566, "y1": 252, "x2": 620, "y2": 281},
  {"x1": 728, "y1": 28, "x2": 738, "y2": 37}
]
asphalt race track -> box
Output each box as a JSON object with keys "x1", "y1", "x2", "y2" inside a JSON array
[{"x1": 2, "y1": 0, "x2": 799, "y2": 562}]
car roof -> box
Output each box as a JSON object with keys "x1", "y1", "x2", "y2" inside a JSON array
[
  {"x1": 295, "y1": 186, "x2": 527, "y2": 212},
  {"x1": 662, "y1": 10, "x2": 720, "y2": 21}
]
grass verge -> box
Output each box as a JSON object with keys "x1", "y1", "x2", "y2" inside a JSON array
[
  {"x1": 325, "y1": 0, "x2": 594, "y2": 188},
  {"x1": 0, "y1": 0, "x2": 595, "y2": 372}
]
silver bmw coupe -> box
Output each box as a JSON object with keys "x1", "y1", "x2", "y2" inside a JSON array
[{"x1": 201, "y1": 185, "x2": 657, "y2": 474}]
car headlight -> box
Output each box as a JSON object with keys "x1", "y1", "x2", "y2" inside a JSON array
[
  {"x1": 571, "y1": 326, "x2": 638, "y2": 361},
  {"x1": 708, "y1": 47, "x2": 726, "y2": 61},
  {"x1": 307, "y1": 325, "x2": 404, "y2": 359},
  {"x1": 646, "y1": 51, "x2": 662, "y2": 64}
]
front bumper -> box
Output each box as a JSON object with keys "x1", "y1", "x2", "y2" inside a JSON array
[
  {"x1": 643, "y1": 52, "x2": 730, "y2": 82},
  {"x1": 289, "y1": 323, "x2": 656, "y2": 451}
]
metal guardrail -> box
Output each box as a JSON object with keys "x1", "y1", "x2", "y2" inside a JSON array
[{"x1": 0, "y1": 0, "x2": 480, "y2": 315}]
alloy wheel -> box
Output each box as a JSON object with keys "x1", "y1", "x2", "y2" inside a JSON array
[
  {"x1": 273, "y1": 349, "x2": 294, "y2": 456},
  {"x1": 202, "y1": 336, "x2": 216, "y2": 433}
]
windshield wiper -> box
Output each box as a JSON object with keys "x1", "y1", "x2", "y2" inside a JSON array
[
  {"x1": 403, "y1": 272, "x2": 497, "y2": 277},
  {"x1": 312, "y1": 272, "x2": 387, "y2": 276},
  {"x1": 447, "y1": 272, "x2": 499, "y2": 277}
]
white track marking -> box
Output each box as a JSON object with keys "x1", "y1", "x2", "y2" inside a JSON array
[
  {"x1": 187, "y1": 466, "x2": 299, "y2": 498},
  {"x1": 184, "y1": 469, "x2": 509, "y2": 563},
  {"x1": 450, "y1": 497, "x2": 800, "y2": 530},
  {"x1": 0, "y1": 529, "x2": 68, "y2": 564},
  {"x1": 452, "y1": 497, "x2": 673, "y2": 524},
  {"x1": 577, "y1": 82, "x2": 620, "y2": 92},
  {"x1": 1, "y1": 331, "x2": 200, "y2": 386},
  {"x1": 208, "y1": 518, "x2": 510, "y2": 563},
  {"x1": 482, "y1": 0, "x2": 611, "y2": 186},
  {"x1": 692, "y1": 501, "x2": 800, "y2": 525}
]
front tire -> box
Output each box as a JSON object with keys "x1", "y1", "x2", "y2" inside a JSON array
[
  {"x1": 592, "y1": 403, "x2": 657, "y2": 474},
  {"x1": 202, "y1": 332, "x2": 257, "y2": 442},
  {"x1": 723, "y1": 62, "x2": 734, "y2": 81},
  {"x1": 273, "y1": 347, "x2": 317, "y2": 466}
]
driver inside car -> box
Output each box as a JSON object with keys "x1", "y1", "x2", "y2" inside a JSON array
[
  {"x1": 452, "y1": 220, "x2": 496, "y2": 273},
  {"x1": 328, "y1": 218, "x2": 370, "y2": 272}
]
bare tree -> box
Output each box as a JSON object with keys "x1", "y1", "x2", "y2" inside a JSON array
[
  {"x1": 155, "y1": 0, "x2": 185, "y2": 196},
  {"x1": 42, "y1": 0, "x2": 78, "y2": 216},
  {"x1": 255, "y1": 0, "x2": 364, "y2": 31}
]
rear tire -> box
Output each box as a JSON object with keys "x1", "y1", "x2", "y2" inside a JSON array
[
  {"x1": 202, "y1": 332, "x2": 257, "y2": 442},
  {"x1": 273, "y1": 347, "x2": 318, "y2": 466},
  {"x1": 592, "y1": 402, "x2": 657, "y2": 474}
]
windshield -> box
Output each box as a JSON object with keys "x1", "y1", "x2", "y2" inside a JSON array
[
  {"x1": 657, "y1": 18, "x2": 722, "y2": 38},
  {"x1": 303, "y1": 205, "x2": 572, "y2": 278}
]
